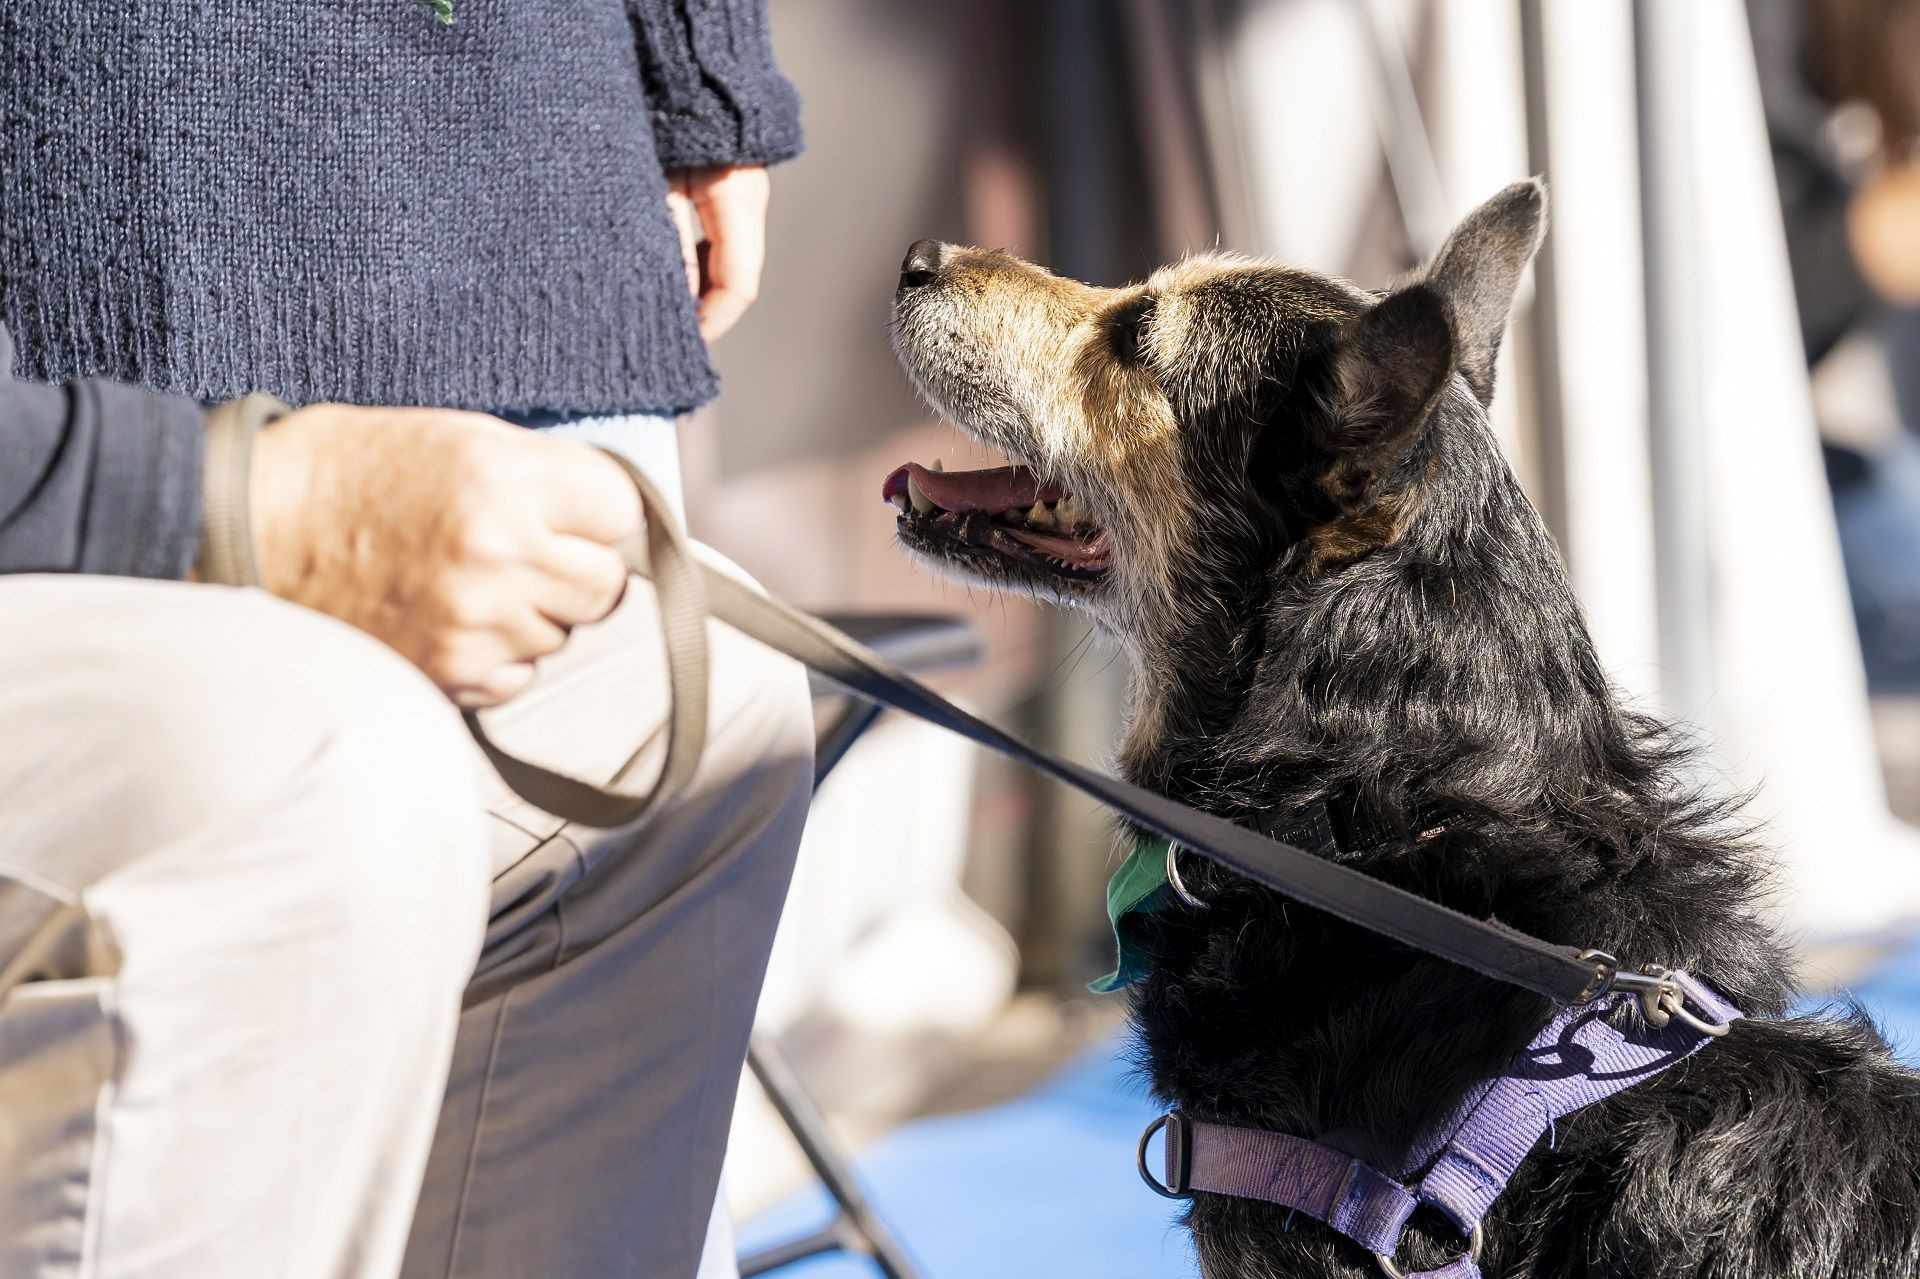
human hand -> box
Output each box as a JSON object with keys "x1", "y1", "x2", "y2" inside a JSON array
[
  {"x1": 665, "y1": 163, "x2": 771, "y2": 342},
  {"x1": 248, "y1": 405, "x2": 641, "y2": 707},
  {"x1": 1850, "y1": 157, "x2": 1920, "y2": 306}
]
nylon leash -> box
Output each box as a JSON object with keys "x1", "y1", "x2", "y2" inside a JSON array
[{"x1": 195, "y1": 419, "x2": 1627, "y2": 1009}]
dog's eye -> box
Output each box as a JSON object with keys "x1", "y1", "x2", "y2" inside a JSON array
[{"x1": 1110, "y1": 297, "x2": 1156, "y2": 365}]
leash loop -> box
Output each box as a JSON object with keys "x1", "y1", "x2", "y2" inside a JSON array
[
  {"x1": 463, "y1": 452, "x2": 710, "y2": 830},
  {"x1": 194, "y1": 420, "x2": 1691, "y2": 1010}
]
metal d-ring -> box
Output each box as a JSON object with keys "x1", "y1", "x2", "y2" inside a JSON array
[
  {"x1": 1136, "y1": 1114, "x2": 1192, "y2": 1198},
  {"x1": 1165, "y1": 841, "x2": 1209, "y2": 909},
  {"x1": 1373, "y1": 1221, "x2": 1484, "y2": 1279}
]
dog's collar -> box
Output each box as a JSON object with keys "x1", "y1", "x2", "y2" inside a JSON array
[
  {"x1": 1138, "y1": 972, "x2": 1741, "y2": 1278},
  {"x1": 1092, "y1": 796, "x2": 1436, "y2": 993}
]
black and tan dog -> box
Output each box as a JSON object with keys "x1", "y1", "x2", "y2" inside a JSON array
[{"x1": 883, "y1": 181, "x2": 1920, "y2": 1278}]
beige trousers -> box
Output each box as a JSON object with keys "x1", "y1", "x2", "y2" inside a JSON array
[{"x1": 0, "y1": 567, "x2": 813, "y2": 1279}]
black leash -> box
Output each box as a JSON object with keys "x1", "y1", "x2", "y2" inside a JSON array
[
  {"x1": 688, "y1": 559, "x2": 1608, "y2": 1006},
  {"x1": 471, "y1": 454, "x2": 1614, "y2": 1007},
  {"x1": 191, "y1": 418, "x2": 1617, "y2": 1009}
]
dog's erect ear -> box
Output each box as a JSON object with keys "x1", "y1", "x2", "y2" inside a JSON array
[
  {"x1": 1418, "y1": 178, "x2": 1546, "y2": 407},
  {"x1": 1321, "y1": 282, "x2": 1454, "y2": 457}
]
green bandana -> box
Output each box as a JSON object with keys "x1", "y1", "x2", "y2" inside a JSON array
[{"x1": 1090, "y1": 836, "x2": 1175, "y2": 993}]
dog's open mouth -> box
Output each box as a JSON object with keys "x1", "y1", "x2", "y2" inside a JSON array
[{"x1": 881, "y1": 461, "x2": 1112, "y2": 579}]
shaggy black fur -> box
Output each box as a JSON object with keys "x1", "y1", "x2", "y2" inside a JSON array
[{"x1": 892, "y1": 181, "x2": 1920, "y2": 1277}]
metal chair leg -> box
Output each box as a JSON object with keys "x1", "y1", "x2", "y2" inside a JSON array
[
  {"x1": 739, "y1": 612, "x2": 979, "y2": 1277},
  {"x1": 738, "y1": 1036, "x2": 922, "y2": 1279}
]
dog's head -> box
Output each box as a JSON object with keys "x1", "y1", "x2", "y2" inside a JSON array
[{"x1": 885, "y1": 181, "x2": 1547, "y2": 650}]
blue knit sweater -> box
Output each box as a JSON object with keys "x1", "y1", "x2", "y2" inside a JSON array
[{"x1": 0, "y1": 0, "x2": 801, "y2": 414}]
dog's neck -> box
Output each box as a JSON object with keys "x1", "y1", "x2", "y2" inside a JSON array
[{"x1": 1115, "y1": 407, "x2": 1607, "y2": 828}]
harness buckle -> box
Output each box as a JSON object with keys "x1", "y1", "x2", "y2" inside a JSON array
[{"x1": 1136, "y1": 1113, "x2": 1192, "y2": 1198}]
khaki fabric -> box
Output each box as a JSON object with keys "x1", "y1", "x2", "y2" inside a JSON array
[{"x1": 0, "y1": 563, "x2": 812, "y2": 1279}]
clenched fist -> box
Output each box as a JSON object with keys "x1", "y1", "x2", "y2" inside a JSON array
[{"x1": 248, "y1": 405, "x2": 642, "y2": 706}]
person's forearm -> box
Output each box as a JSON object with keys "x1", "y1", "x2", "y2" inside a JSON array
[{"x1": 0, "y1": 343, "x2": 205, "y2": 580}]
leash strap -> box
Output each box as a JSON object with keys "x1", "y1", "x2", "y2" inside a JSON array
[
  {"x1": 197, "y1": 421, "x2": 1614, "y2": 1007},
  {"x1": 1148, "y1": 972, "x2": 1741, "y2": 1278},
  {"x1": 196, "y1": 393, "x2": 288, "y2": 586},
  {"x1": 681, "y1": 560, "x2": 1605, "y2": 1004},
  {"x1": 195, "y1": 409, "x2": 712, "y2": 827},
  {"x1": 464, "y1": 452, "x2": 711, "y2": 829}
]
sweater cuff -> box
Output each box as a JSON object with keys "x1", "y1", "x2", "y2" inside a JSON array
[
  {"x1": 633, "y1": 0, "x2": 804, "y2": 169},
  {"x1": 76, "y1": 380, "x2": 207, "y2": 580}
]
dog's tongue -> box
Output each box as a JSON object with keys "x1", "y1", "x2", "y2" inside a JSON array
[{"x1": 880, "y1": 462, "x2": 1065, "y2": 513}]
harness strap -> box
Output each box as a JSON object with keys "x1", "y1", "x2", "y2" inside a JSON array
[{"x1": 1145, "y1": 972, "x2": 1742, "y2": 1278}]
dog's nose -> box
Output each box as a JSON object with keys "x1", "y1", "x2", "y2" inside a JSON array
[{"x1": 899, "y1": 239, "x2": 946, "y2": 290}]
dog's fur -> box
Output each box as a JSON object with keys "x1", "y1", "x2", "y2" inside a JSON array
[{"x1": 886, "y1": 181, "x2": 1920, "y2": 1278}]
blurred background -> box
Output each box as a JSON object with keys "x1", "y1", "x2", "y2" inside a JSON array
[{"x1": 671, "y1": 1, "x2": 1920, "y2": 1274}]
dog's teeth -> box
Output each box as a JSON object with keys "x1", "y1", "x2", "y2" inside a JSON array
[
  {"x1": 908, "y1": 475, "x2": 935, "y2": 515},
  {"x1": 930, "y1": 457, "x2": 944, "y2": 473},
  {"x1": 890, "y1": 493, "x2": 910, "y2": 514},
  {"x1": 1057, "y1": 495, "x2": 1085, "y2": 524},
  {"x1": 1026, "y1": 502, "x2": 1053, "y2": 527}
]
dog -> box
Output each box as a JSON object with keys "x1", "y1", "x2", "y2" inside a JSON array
[{"x1": 883, "y1": 181, "x2": 1920, "y2": 1278}]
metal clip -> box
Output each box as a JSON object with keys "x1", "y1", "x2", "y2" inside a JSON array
[
  {"x1": 1580, "y1": 951, "x2": 1733, "y2": 1037},
  {"x1": 1576, "y1": 948, "x2": 1621, "y2": 1003}
]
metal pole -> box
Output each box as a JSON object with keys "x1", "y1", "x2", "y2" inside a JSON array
[
  {"x1": 1633, "y1": 0, "x2": 1715, "y2": 723},
  {"x1": 1350, "y1": 0, "x2": 1451, "y2": 259},
  {"x1": 1518, "y1": 0, "x2": 1572, "y2": 556},
  {"x1": 739, "y1": 1039, "x2": 923, "y2": 1279}
]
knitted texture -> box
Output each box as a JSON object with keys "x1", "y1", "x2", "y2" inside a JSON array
[{"x1": 0, "y1": 0, "x2": 801, "y2": 414}]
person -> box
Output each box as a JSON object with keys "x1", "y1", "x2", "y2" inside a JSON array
[
  {"x1": 0, "y1": 4, "x2": 812, "y2": 1277},
  {"x1": 1751, "y1": 0, "x2": 1920, "y2": 689}
]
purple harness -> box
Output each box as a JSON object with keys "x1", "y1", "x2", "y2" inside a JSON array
[{"x1": 1138, "y1": 969, "x2": 1741, "y2": 1278}]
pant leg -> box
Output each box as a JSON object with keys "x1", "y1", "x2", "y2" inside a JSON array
[
  {"x1": 526, "y1": 411, "x2": 742, "y2": 1279},
  {"x1": 401, "y1": 548, "x2": 813, "y2": 1279},
  {"x1": 0, "y1": 576, "x2": 493, "y2": 1279}
]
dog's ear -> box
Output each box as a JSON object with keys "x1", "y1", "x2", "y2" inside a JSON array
[
  {"x1": 1418, "y1": 177, "x2": 1547, "y2": 407},
  {"x1": 1320, "y1": 282, "x2": 1454, "y2": 463}
]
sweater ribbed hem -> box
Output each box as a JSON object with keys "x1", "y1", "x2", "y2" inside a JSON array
[{"x1": 9, "y1": 258, "x2": 718, "y2": 416}]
